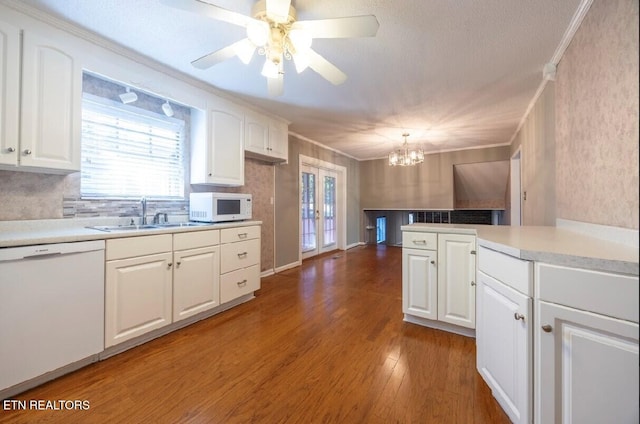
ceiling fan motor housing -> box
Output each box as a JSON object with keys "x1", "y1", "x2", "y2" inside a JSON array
[{"x1": 252, "y1": 0, "x2": 296, "y2": 24}]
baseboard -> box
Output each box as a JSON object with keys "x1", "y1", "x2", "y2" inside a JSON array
[
  {"x1": 346, "y1": 242, "x2": 365, "y2": 250},
  {"x1": 556, "y1": 218, "x2": 639, "y2": 247},
  {"x1": 403, "y1": 314, "x2": 476, "y2": 338},
  {"x1": 274, "y1": 261, "x2": 301, "y2": 273},
  {"x1": 260, "y1": 269, "x2": 275, "y2": 278}
]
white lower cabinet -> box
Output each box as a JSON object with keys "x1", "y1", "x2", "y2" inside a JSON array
[
  {"x1": 534, "y1": 263, "x2": 639, "y2": 424},
  {"x1": 477, "y1": 246, "x2": 533, "y2": 424},
  {"x1": 173, "y1": 230, "x2": 220, "y2": 322},
  {"x1": 220, "y1": 225, "x2": 261, "y2": 303},
  {"x1": 401, "y1": 230, "x2": 476, "y2": 335},
  {"x1": 477, "y1": 270, "x2": 532, "y2": 424},
  {"x1": 402, "y1": 247, "x2": 438, "y2": 320},
  {"x1": 105, "y1": 234, "x2": 173, "y2": 348}
]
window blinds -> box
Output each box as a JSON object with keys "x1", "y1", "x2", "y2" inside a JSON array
[{"x1": 81, "y1": 94, "x2": 185, "y2": 199}]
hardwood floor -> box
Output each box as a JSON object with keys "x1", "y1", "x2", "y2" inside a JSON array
[{"x1": 0, "y1": 245, "x2": 509, "y2": 424}]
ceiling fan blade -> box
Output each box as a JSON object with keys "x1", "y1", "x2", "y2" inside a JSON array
[
  {"x1": 292, "y1": 15, "x2": 379, "y2": 38},
  {"x1": 307, "y1": 49, "x2": 347, "y2": 85},
  {"x1": 267, "y1": 73, "x2": 284, "y2": 97},
  {"x1": 191, "y1": 39, "x2": 248, "y2": 69},
  {"x1": 160, "y1": 0, "x2": 253, "y2": 27},
  {"x1": 266, "y1": 0, "x2": 292, "y2": 24}
]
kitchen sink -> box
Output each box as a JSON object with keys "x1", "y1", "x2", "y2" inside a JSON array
[
  {"x1": 152, "y1": 222, "x2": 210, "y2": 228},
  {"x1": 87, "y1": 222, "x2": 211, "y2": 232},
  {"x1": 88, "y1": 225, "x2": 158, "y2": 232}
]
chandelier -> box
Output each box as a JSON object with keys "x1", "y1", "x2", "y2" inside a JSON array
[{"x1": 388, "y1": 133, "x2": 424, "y2": 166}]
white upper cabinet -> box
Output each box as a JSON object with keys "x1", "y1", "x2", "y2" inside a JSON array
[
  {"x1": 0, "y1": 20, "x2": 20, "y2": 168},
  {"x1": 244, "y1": 109, "x2": 288, "y2": 163},
  {"x1": 0, "y1": 17, "x2": 82, "y2": 174},
  {"x1": 191, "y1": 97, "x2": 245, "y2": 186}
]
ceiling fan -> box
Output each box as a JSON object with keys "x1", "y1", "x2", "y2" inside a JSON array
[{"x1": 160, "y1": 0, "x2": 379, "y2": 96}]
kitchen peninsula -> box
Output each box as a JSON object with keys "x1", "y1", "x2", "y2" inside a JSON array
[{"x1": 401, "y1": 223, "x2": 639, "y2": 424}]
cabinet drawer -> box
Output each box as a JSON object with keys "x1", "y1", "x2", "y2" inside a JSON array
[
  {"x1": 402, "y1": 232, "x2": 437, "y2": 250},
  {"x1": 220, "y1": 264, "x2": 260, "y2": 303},
  {"x1": 220, "y1": 225, "x2": 260, "y2": 243},
  {"x1": 536, "y1": 262, "x2": 639, "y2": 323},
  {"x1": 173, "y1": 229, "x2": 220, "y2": 251},
  {"x1": 106, "y1": 234, "x2": 172, "y2": 260},
  {"x1": 220, "y1": 238, "x2": 260, "y2": 274},
  {"x1": 478, "y1": 246, "x2": 532, "y2": 296}
]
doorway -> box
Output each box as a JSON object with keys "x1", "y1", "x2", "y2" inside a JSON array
[
  {"x1": 301, "y1": 165, "x2": 338, "y2": 259},
  {"x1": 510, "y1": 149, "x2": 522, "y2": 226},
  {"x1": 299, "y1": 155, "x2": 347, "y2": 260}
]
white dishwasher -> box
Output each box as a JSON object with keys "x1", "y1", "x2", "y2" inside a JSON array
[{"x1": 0, "y1": 240, "x2": 105, "y2": 393}]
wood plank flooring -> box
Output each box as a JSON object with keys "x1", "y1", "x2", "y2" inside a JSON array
[{"x1": 0, "y1": 245, "x2": 509, "y2": 424}]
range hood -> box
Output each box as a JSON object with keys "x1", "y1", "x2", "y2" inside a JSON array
[{"x1": 453, "y1": 160, "x2": 509, "y2": 209}]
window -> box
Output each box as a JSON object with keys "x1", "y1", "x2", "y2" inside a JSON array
[{"x1": 81, "y1": 93, "x2": 185, "y2": 199}]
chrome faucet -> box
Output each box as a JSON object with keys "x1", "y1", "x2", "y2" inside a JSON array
[{"x1": 140, "y1": 197, "x2": 147, "y2": 225}]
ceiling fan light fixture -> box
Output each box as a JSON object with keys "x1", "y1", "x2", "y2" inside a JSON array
[
  {"x1": 292, "y1": 52, "x2": 309, "y2": 73},
  {"x1": 288, "y1": 27, "x2": 312, "y2": 52},
  {"x1": 235, "y1": 39, "x2": 257, "y2": 64},
  {"x1": 261, "y1": 58, "x2": 280, "y2": 79},
  {"x1": 246, "y1": 19, "x2": 269, "y2": 46}
]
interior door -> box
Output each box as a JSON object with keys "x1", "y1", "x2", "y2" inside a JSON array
[{"x1": 301, "y1": 165, "x2": 338, "y2": 259}]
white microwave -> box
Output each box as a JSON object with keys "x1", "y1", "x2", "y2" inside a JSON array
[{"x1": 189, "y1": 192, "x2": 252, "y2": 223}]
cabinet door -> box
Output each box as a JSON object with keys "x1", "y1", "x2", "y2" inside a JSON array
[
  {"x1": 267, "y1": 119, "x2": 288, "y2": 162},
  {"x1": 244, "y1": 111, "x2": 269, "y2": 154},
  {"x1": 20, "y1": 30, "x2": 81, "y2": 173},
  {"x1": 0, "y1": 20, "x2": 20, "y2": 167},
  {"x1": 173, "y1": 246, "x2": 220, "y2": 322},
  {"x1": 535, "y1": 301, "x2": 639, "y2": 424},
  {"x1": 105, "y1": 252, "x2": 173, "y2": 347},
  {"x1": 437, "y1": 233, "x2": 476, "y2": 328},
  {"x1": 207, "y1": 105, "x2": 244, "y2": 186},
  {"x1": 476, "y1": 271, "x2": 531, "y2": 424},
  {"x1": 402, "y1": 248, "x2": 438, "y2": 320}
]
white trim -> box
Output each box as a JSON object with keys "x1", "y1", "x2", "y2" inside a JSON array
[
  {"x1": 508, "y1": 0, "x2": 594, "y2": 145},
  {"x1": 274, "y1": 261, "x2": 302, "y2": 273},
  {"x1": 510, "y1": 148, "x2": 522, "y2": 226},
  {"x1": 403, "y1": 314, "x2": 476, "y2": 338},
  {"x1": 298, "y1": 155, "x2": 348, "y2": 262},
  {"x1": 556, "y1": 219, "x2": 639, "y2": 248},
  {"x1": 260, "y1": 269, "x2": 275, "y2": 278},
  {"x1": 346, "y1": 242, "x2": 365, "y2": 250},
  {"x1": 289, "y1": 131, "x2": 359, "y2": 160}
]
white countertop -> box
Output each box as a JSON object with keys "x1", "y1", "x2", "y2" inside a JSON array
[
  {"x1": 401, "y1": 223, "x2": 639, "y2": 276},
  {"x1": 0, "y1": 218, "x2": 262, "y2": 248}
]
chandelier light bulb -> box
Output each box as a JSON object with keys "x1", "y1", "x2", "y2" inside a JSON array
[
  {"x1": 388, "y1": 133, "x2": 424, "y2": 166},
  {"x1": 261, "y1": 58, "x2": 280, "y2": 79}
]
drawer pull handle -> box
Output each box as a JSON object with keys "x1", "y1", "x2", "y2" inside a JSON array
[
  {"x1": 541, "y1": 324, "x2": 553, "y2": 333},
  {"x1": 238, "y1": 233, "x2": 248, "y2": 238},
  {"x1": 237, "y1": 279, "x2": 247, "y2": 287},
  {"x1": 413, "y1": 239, "x2": 426, "y2": 244},
  {"x1": 237, "y1": 252, "x2": 248, "y2": 258},
  {"x1": 514, "y1": 313, "x2": 525, "y2": 321}
]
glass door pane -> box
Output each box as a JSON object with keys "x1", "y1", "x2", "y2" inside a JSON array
[
  {"x1": 301, "y1": 170, "x2": 317, "y2": 254},
  {"x1": 322, "y1": 175, "x2": 336, "y2": 248}
]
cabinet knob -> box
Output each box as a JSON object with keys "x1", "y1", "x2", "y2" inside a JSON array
[
  {"x1": 430, "y1": 260, "x2": 435, "y2": 265},
  {"x1": 176, "y1": 261, "x2": 181, "y2": 268},
  {"x1": 541, "y1": 324, "x2": 553, "y2": 333},
  {"x1": 514, "y1": 312, "x2": 525, "y2": 321},
  {"x1": 23, "y1": 149, "x2": 32, "y2": 155},
  {"x1": 6, "y1": 147, "x2": 15, "y2": 153},
  {"x1": 167, "y1": 263, "x2": 173, "y2": 269},
  {"x1": 470, "y1": 281, "x2": 476, "y2": 286},
  {"x1": 470, "y1": 250, "x2": 476, "y2": 255}
]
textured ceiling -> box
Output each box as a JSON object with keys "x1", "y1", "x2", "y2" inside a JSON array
[{"x1": 18, "y1": 0, "x2": 583, "y2": 160}]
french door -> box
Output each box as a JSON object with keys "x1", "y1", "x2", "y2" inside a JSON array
[{"x1": 301, "y1": 165, "x2": 338, "y2": 259}]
